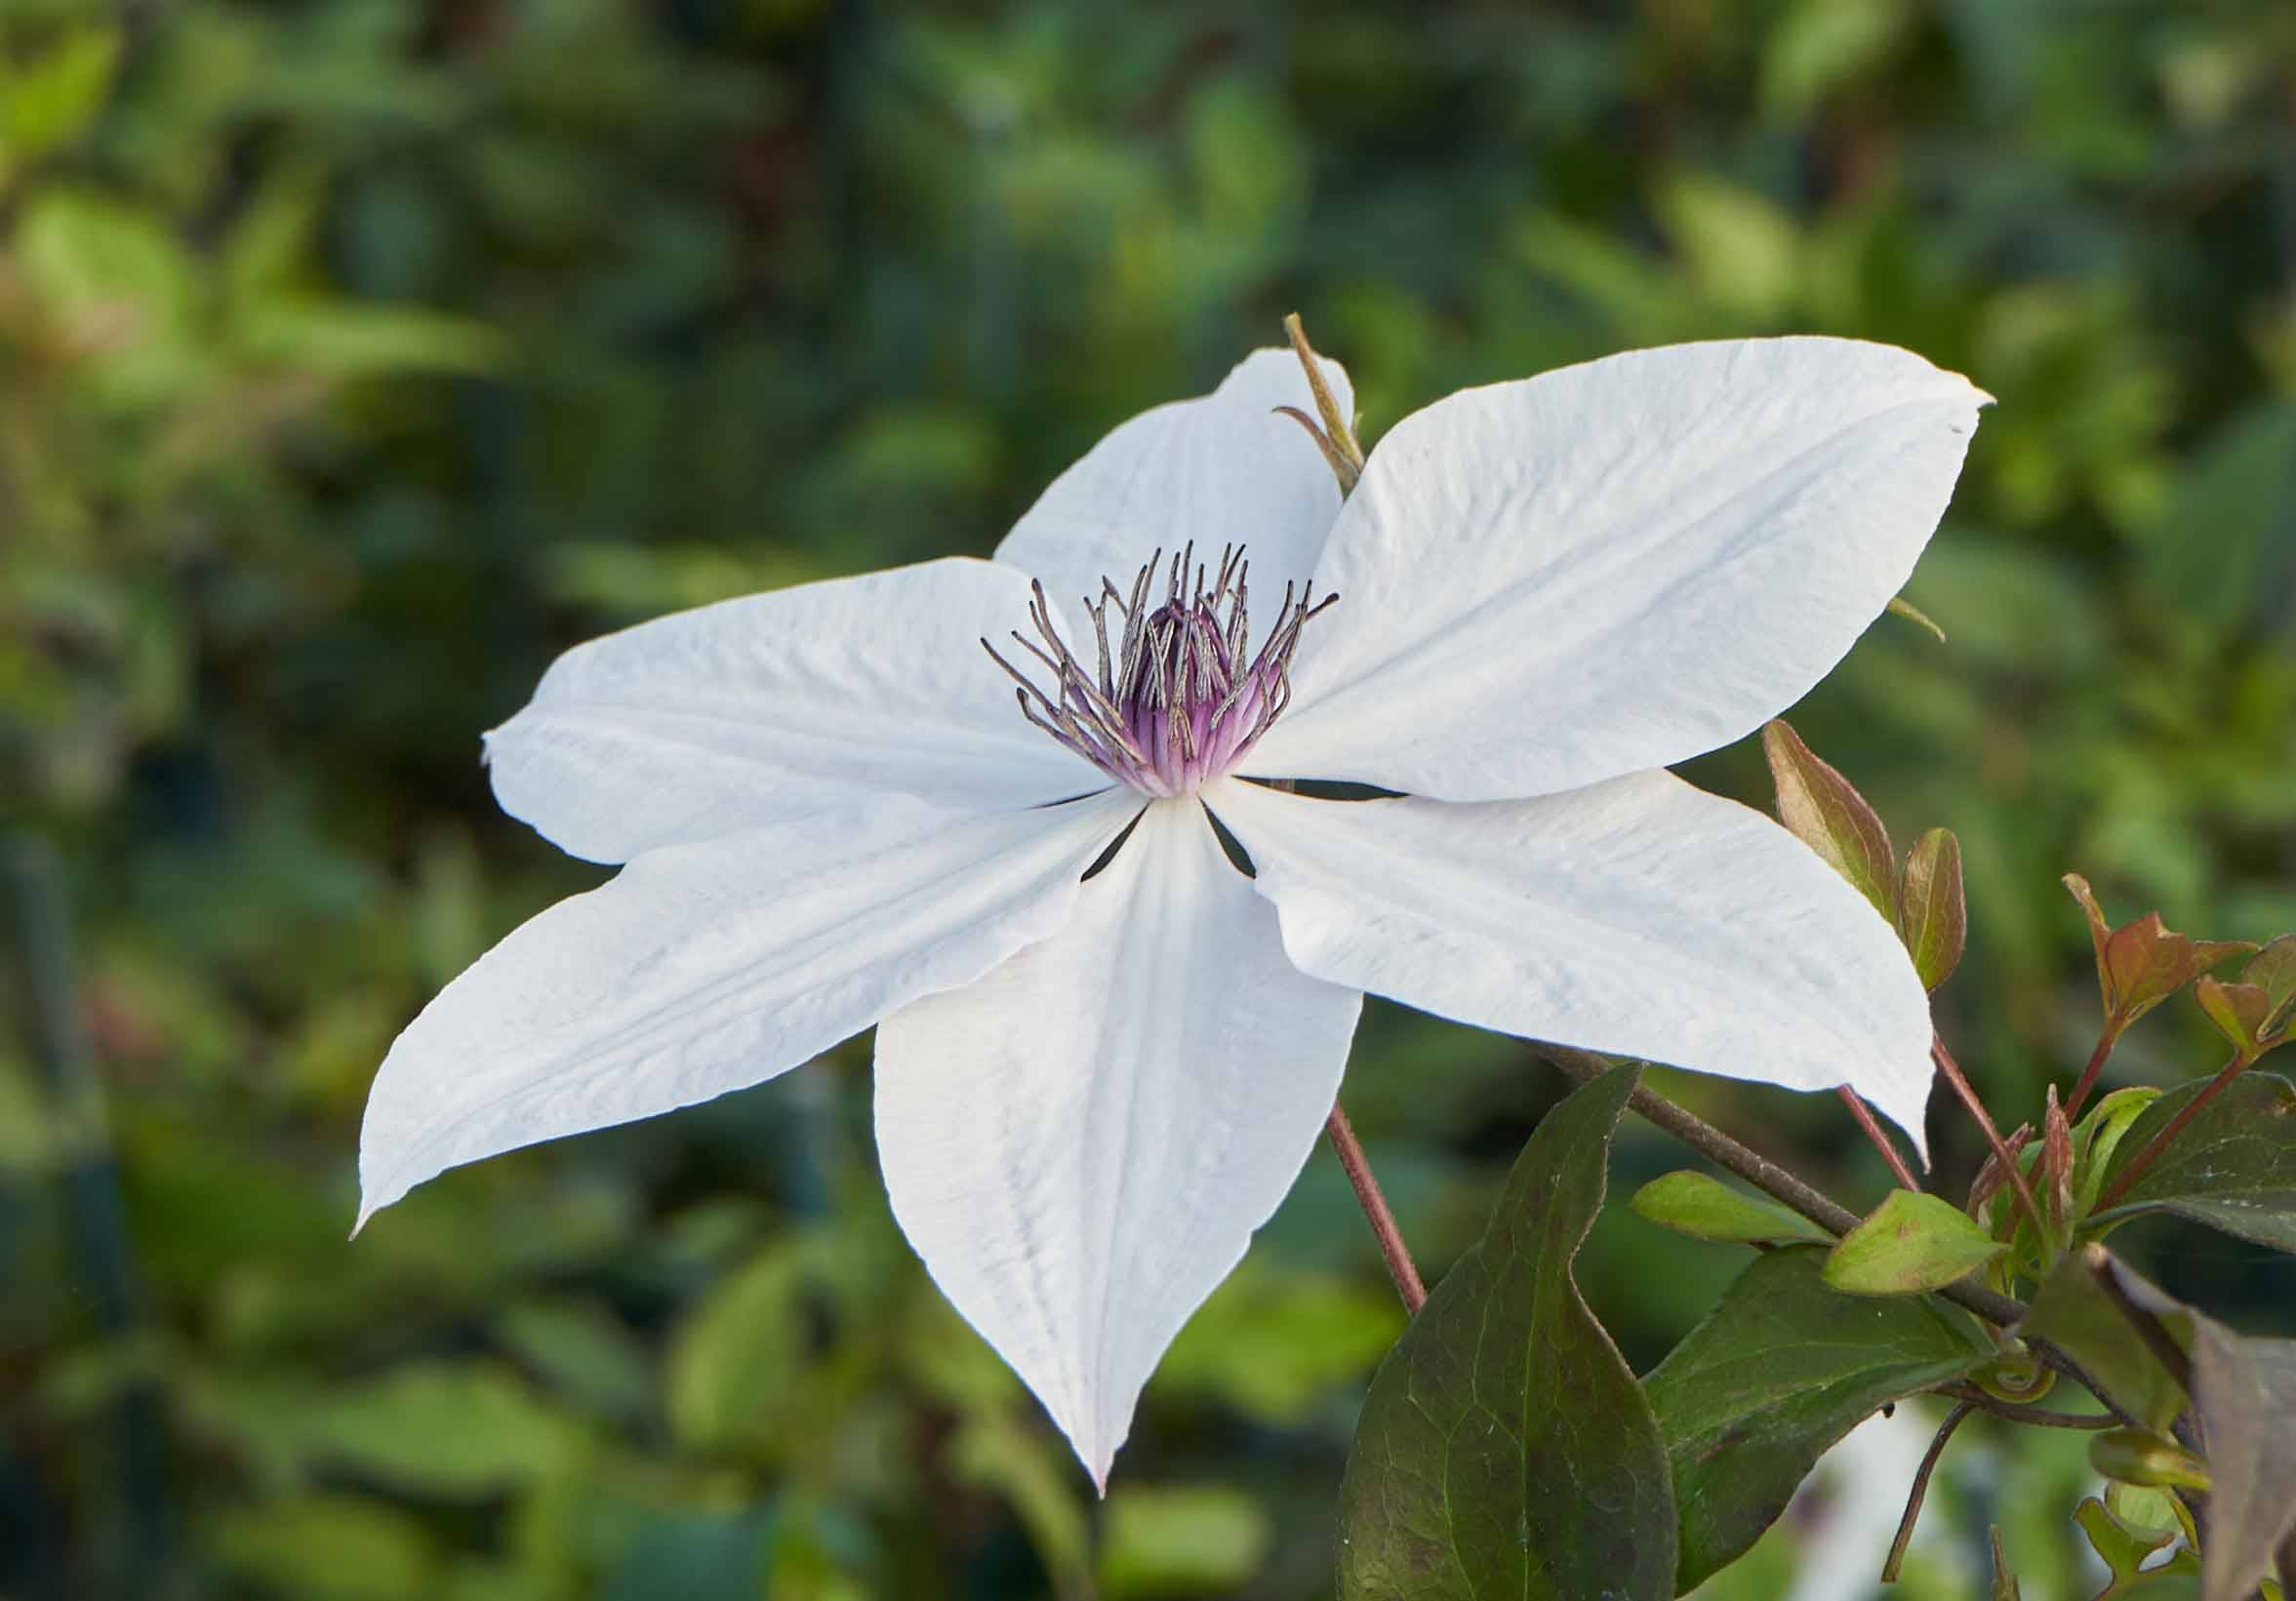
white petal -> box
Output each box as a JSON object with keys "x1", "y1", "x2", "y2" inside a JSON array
[
  {"x1": 1207, "y1": 773, "x2": 1934, "y2": 1153},
  {"x1": 872, "y1": 797, "x2": 1363, "y2": 1484},
  {"x1": 358, "y1": 790, "x2": 1138, "y2": 1226},
  {"x1": 1254, "y1": 338, "x2": 1988, "y2": 798},
  {"x1": 485, "y1": 557, "x2": 1099, "y2": 862},
  {"x1": 992, "y1": 348, "x2": 1353, "y2": 609}
]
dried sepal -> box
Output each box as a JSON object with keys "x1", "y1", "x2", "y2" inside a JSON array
[
  {"x1": 1763, "y1": 721, "x2": 1897, "y2": 923},
  {"x1": 1968, "y1": 1122, "x2": 2034, "y2": 1221},
  {"x1": 2040, "y1": 1084, "x2": 2074, "y2": 1234}
]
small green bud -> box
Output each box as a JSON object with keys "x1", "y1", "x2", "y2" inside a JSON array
[{"x1": 2088, "y1": 1428, "x2": 2211, "y2": 1492}]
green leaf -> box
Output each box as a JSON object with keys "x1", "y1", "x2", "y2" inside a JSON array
[
  {"x1": 665, "y1": 1232, "x2": 868, "y2": 1459},
  {"x1": 945, "y1": 1417, "x2": 1092, "y2": 1599},
  {"x1": 2089, "y1": 1071, "x2": 2296, "y2": 1254},
  {"x1": 1899, "y1": 827, "x2": 1966, "y2": 991},
  {"x1": 495, "y1": 1299, "x2": 655, "y2": 1422},
  {"x1": 210, "y1": 1495, "x2": 440, "y2": 1601},
  {"x1": 303, "y1": 1362, "x2": 583, "y2": 1498},
  {"x1": 1762, "y1": 720, "x2": 1899, "y2": 921},
  {"x1": 1100, "y1": 1486, "x2": 1270, "y2": 1598},
  {"x1": 1645, "y1": 1245, "x2": 1993, "y2": 1590},
  {"x1": 238, "y1": 300, "x2": 507, "y2": 377},
  {"x1": 15, "y1": 187, "x2": 207, "y2": 406},
  {"x1": 2076, "y1": 1496, "x2": 2180, "y2": 1590},
  {"x1": 1157, "y1": 1259, "x2": 1404, "y2": 1425},
  {"x1": 2075, "y1": 1088, "x2": 2163, "y2": 1216},
  {"x1": 1629, "y1": 1170, "x2": 1833, "y2": 1245},
  {"x1": 2017, "y1": 1252, "x2": 2187, "y2": 1433},
  {"x1": 0, "y1": 27, "x2": 121, "y2": 176},
  {"x1": 1824, "y1": 1189, "x2": 2006, "y2": 1295},
  {"x1": 2188, "y1": 1331, "x2": 2296, "y2": 1601},
  {"x1": 1759, "y1": 0, "x2": 1911, "y2": 116},
  {"x1": 1336, "y1": 1065, "x2": 1674, "y2": 1601}
]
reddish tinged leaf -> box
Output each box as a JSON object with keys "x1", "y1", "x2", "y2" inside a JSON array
[
  {"x1": 2200, "y1": 937, "x2": 2296, "y2": 1057},
  {"x1": 1763, "y1": 721, "x2": 1897, "y2": 922},
  {"x1": 2197, "y1": 977, "x2": 2276, "y2": 1057},
  {"x1": 2042, "y1": 1085, "x2": 2074, "y2": 1233},
  {"x1": 1899, "y1": 827, "x2": 1966, "y2": 991},
  {"x1": 2061, "y1": 875, "x2": 2253, "y2": 1029},
  {"x1": 1969, "y1": 1122, "x2": 2034, "y2": 1221}
]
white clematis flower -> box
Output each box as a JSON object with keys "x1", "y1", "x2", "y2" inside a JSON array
[{"x1": 359, "y1": 336, "x2": 1988, "y2": 1485}]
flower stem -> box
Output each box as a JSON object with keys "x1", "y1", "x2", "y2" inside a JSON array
[
  {"x1": 2092, "y1": 1052, "x2": 2252, "y2": 1216},
  {"x1": 1536, "y1": 1045, "x2": 2029, "y2": 1329},
  {"x1": 1325, "y1": 1102, "x2": 1427, "y2": 1316},
  {"x1": 2064, "y1": 1029, "x2": 2119, "y2": 1120},
  {"x1": 1836, "y1": 1085, "x2": 1922, "y2": 1191},
  {"x1": 1931, "y1": 1035, "x2": 2047, "y2": 1244},
  {"x1": 1883, "y1": 1401, "x2": 1976, "y2": 1583}
]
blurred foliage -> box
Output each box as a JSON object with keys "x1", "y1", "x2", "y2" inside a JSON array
[{"x1": 4, "y1": 0, "x2": 2295, "y2": 1596}]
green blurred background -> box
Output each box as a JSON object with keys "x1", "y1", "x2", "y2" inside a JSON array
[{"x1": 4, "y1": 1, "x2": 2294, "y2": 1596}]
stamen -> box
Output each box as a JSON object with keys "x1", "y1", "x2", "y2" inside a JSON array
[{"x1": 991, "y1": 543, "x2": 1337, "y2": 796}]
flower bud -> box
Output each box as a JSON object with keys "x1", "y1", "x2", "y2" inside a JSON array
[{"x1": 2088, "y1": 1428, "x2": 2211, "y2": 1493}]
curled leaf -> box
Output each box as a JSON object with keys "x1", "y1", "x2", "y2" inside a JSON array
[
  {"x1": 1763, "y1": 720, "x2": 1897, "y2": 922},
  {"x1": 2074, "y1": 1088, "x2": 2161, "y2": 1216}
]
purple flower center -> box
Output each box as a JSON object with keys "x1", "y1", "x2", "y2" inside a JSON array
[{"x1": 987, "y1": 545, "x2": 1336, "y2": 797}]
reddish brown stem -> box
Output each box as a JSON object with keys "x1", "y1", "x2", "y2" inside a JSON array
[
  {"x1": 2064, "y1": 1030, "x2": 2120, "y2": 1120},
  {"x1": 1326, "y1": 1102, "x2": 1427, "y2": 1316},
  {"x1": 2093, "y1": 1053, "x2": 2253, "y2": 1215},
  {"x1": 1836, "y1": 1086, "x2": 1922, "y2": 1191},
  {"x1": 1932, "y1": 1036, "x2": 2047, "y2": 1243},
  {"x1": 1883, "y1": 1400, "x2": 1976, "y2": 1583}
]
